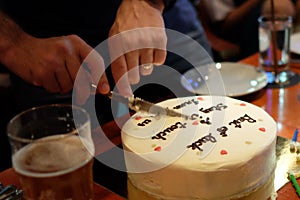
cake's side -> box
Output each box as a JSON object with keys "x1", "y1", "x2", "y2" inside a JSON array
[
  {"x1": 121, "y1": 96, "x2": 277, "y2": 199},
  {"x1": 126, "y1": 140, "x2": 276, "y2": 200},
  {"x1": 127, "y1": 173, "x2": 276, "y2": 200}
]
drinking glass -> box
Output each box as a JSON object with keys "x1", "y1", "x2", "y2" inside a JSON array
[
  {"x1": 258, "y1": 15, "x2": 295, "y2": 85},
  {"x1": 7, "y1": 104, "x2": 95, "y2": 200}
]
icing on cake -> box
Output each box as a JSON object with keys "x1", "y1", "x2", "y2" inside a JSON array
[{"x1": 121, "y1": 96, "x2": 277, "y2": 200}]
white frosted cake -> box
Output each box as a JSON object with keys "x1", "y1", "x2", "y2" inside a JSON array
[{"x1": 121, "y1": 96, "x2": 277, "y2": 200}]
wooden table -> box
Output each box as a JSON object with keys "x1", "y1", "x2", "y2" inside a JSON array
[
  {"x1": 1, "y1": 53, "x2": 300, "y2": 199},
  {"x1": 0, "y1": 168, "x2": 125, "y2": 200},
  {"x1": 239, "y1": 53, "x2": 300, "y2": 200},
  {"x1": 239, "y1": 53, "x2": 300, "y2": 140}
]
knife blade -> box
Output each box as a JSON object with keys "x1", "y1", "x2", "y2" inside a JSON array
[{"x1": 106, "y1": 91, "x2": 189, "y2": 119}]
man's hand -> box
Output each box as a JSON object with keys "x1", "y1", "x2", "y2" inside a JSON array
[
  {"x1": 108, "y1": 0, "x2": 167, "y2": 96},
  {"x1": 3, "y1": 34, "x2": 109, "y2": 104},
  {"x1": 0, "y1": 11, "x2": 110, "y2": 105}
]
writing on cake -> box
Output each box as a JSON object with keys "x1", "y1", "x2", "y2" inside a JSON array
[
  {"x1": 199, "y1": 103, "x2": 227, "y2": 113},
  {"x1": 151, "y1": 122, "x2": 187, "y2": 140},
  {"x1": 187, "y1": 133, "x2": 217, "y2": 151},
  {"x1": 187, "y1": 126, "x2": 228, "y2": 151},
  {"x1": 187, "y1": 114, "x2": 257, "y2": 152},
  {"x1": 134, "y1": 99, "x2": 258, "y2": 155},
  {"x1": 172, "y1": 98, "x2": 199, "y2": 109},
  {"x1": 229, "y1": 114, "x2": 256, "y2": 128},
  {"x1": 172, "y1": 98, "x2": 227, "y2": 114}
]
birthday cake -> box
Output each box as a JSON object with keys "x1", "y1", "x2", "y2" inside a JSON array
[{"x1": 121, "y1": 96, "x2": 277, "y2": 200}]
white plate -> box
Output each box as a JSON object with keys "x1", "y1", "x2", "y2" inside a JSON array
[
  {"x1": 181, "y1": 62, "x2": 268, "y2": 97},
  {"x1": 291, "y1": 32, "x2": 300, "y2": 54}
]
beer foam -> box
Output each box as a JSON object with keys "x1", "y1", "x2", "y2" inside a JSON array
[{"x1": 13, "y1": 135, "x2": 94, "y2": 178}]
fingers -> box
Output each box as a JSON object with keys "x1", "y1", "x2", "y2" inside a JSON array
[
  {"x1": 58, "y1": 35, "x2": 109, "y2": 104},
  {"x1": 125, "y1": 51, "x2": 140, "y2": 84},
  {"x1": 74, "y1": 67, "x2": 93, "y2": 105},
  {"x1": 54, "y1": 65, "x2": 74, "y2": 93},
  {"x1": 78, "y1": 42, "x2": 110, "y2": 95},
  {"x1": 41, "y1": 72, "x2": 61, "y2": 93},
  {"x1": 87, "y1": 50, "x2": 110, "y2": 94},
  {"x1": 73, "y1": 55, "x2": 109, "y2": 105},
  {"x1": 139, "y1": 48, "x2": 154, "y2": 76},
  {"x1": 111, "y1": 56, "x2": 133, "y2": 97},
  {"x1": 37, "y1": 63, "x2": 73, "y2": 94},
  {"x1": 153, "y1": 48, "x2": 167, "y2": 65},
  {"x1": 32, "y1": 64, "x2": 61, "y2": 93},
  {"x1": 108, "y1": 28, "x2": 167, "y2": 96},
  {"x1": 111, "y1": 47, "x2": 166, "y2": 97}
]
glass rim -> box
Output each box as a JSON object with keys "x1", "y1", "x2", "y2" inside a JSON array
[
  {"x1": 7, "y1": 104, "x2": 90, "y2": 144},
  {"x1": 258, "y1": 14, "x2": 293, "y2": 22}
]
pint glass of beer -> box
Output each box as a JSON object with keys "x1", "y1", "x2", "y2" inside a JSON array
[{"x1": 7, "y1": 104, "x2": 95, "y2": 200}]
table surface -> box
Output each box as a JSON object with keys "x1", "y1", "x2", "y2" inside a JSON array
[
  {"x1": 239, "y1": 54, "x2": 300, "y2": 141},
  {"x1": 1, "y1": 53, "x2": 300, "y2": 199}
]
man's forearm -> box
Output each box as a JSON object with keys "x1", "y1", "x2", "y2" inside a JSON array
[
  {"x1": 0, "y1": 11, "x2": 28, "y2": 65},
  {"x1": 221, "y1": 0, "x2": 263, "y2": 32}
]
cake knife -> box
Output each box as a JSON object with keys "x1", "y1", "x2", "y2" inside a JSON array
[{"x1": 106, "y1": 91, "x2": 189, "y2": 119}]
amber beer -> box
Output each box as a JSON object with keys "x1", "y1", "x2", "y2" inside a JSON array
[{"x1": 12, "y1": 135, "x2": 94, "y2": 200}]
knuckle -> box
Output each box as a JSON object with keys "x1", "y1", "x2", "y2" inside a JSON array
[
  {"x1": 67, "y1": 34, "x2": 81, "y2": 42},
  {"x1": 57, "y1": 35, "x2": 81, "y2": 55},
  {"x1": 55, "y1": 41, "x2": 72, "y2": 56}
]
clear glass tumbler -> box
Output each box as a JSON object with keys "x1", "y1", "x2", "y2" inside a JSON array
[
  {"x1": 7, "y1": 104, "x2": 95, "y2": 200},
  {"x1": 258, "y1": 15, "x2": 295, "y2": 85}
]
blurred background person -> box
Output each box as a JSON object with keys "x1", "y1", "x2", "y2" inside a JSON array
[
  {"x1": 163, "y1": 0, "x2": 213, "y2": 72},
  {"x1": 199, "y1": 0, "x2": 296, "y2": 60}
]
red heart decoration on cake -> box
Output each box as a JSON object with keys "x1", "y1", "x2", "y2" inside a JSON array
[
  {"x1": 197, "y1": 97, "x2": 204, "y2": 101},
  {"x1": 192, "y1": 121, "x2": 199, "y2": 125},
  {"x1": 259, "y1": 127, "x2": 266, "y2": 132},
  {"x1": 220, "y1": 150, "x2": 228, "y2": 155},
  {"x1": 240, "y1": 103, "x2": 246, "y2": 106},
  {"x1": 154, "y1": 146, "x2": 162, "y2": 152},
  {"x1": 135, "y1": 116, "x2": 142, "y2": 120}
]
